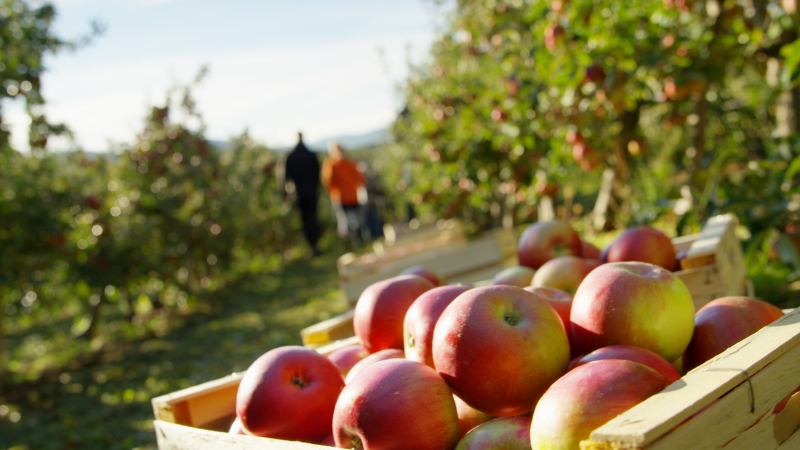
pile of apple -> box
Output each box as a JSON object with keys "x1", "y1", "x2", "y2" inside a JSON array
[{"x1": 230, "y1": 220, "x2": 785, "y2": 449}]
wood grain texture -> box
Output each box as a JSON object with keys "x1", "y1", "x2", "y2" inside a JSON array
[
  {"x1": 587, "y1": 308, "x2": 800, "y2": 448},
  {"x1": 154, "y1": 421, "x2": 335, "y2": 450},
  {"x1": 300, "y1": 310, "x2": 355, "y2": 347}
]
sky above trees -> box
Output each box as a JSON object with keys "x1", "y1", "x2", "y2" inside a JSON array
[{"x1": 6, "y1": 0, "x2": 443, "y2": 151}]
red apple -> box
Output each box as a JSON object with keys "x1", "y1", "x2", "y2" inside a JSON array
[
  {"x1": 530, "y1": 359, "x2": 668, "y2": 449},
  {"x1": 569, "y1": 345, "x2": 681, "y2": 383},
  {"x1": 491, "y1": 266, "x2": 536, "y2": 287},
  {"x1": 454, "y1": 395, "x2": 494, "y2": 437},
  {"x1": 235, "y1": 346, "x2": 344, "y2": 441},
  {"x1": 433, "y1": 285, "x2": 570, "y2": 416},
  {"x1": 319, "y1": 434, "x2": 336, "y2": 446},
  {"x1": 345, "y1": 348, "x2": 404, "y2": 384},
  {"x1": 517, "y1": 220, "x2": 582, "y2": 269},
  {"x1": 531, "y1": 256, "x2": 600, "y2": 294},
  {"x1": 544, "y1": 23, "x2": 564, "y2": 52},
  {"x1": 404, "y1": 284, "x2": 472, "y2": 367},
  {"x1": 581, "y1": 240, "x2": 602, "y2": 259},
  {"x1": 524, "y1": 286, "x2": 572, "y2": 330},
  {"x1": 401, "y1": 265, "x2": 442, "y2": 286},
  {"x1": 327, "y1": 344, "x2": 369, "y2": 378},
  {"x1": 684, "y1": 296, "x2": 784, "y2": 370},
  {"x1": 456, "y1": 415, "x2": 532, "y2": 450},
  {"x1": 605, "y1": 226, "x2": 677, "y2": 270},
  {"x1": 354, "y1": 274, "x2": 434, "y2": 352},
  {"x1": 570, "y1": 262, "x2": 695, "y2": 361},
  {"x1": 333, "y1": 359, "x2": 460, "y2": 450},
  {"x1": 584, "y1": 65, "x2": 606, "y2": 84}
]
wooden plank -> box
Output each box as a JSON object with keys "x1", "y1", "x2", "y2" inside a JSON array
[
  {"x1": 154, "y1": 420, "x2": 334, "y2": 450},
  {"x1": 340, "y1": 232, "x2": 504, "y2": 302},
  {"x1": 717, "y1": 389, "x2": 800, "y2": 449},
  {"x1": 587, "y1": 308, "x2": 800, "y2": 448},
  {"x1": 300, "y1": 310, "x2": 354, "y2": 348},
  {"x1": 646, "y1": 339, "x2": 800, "y2": 449},
  {"x1": 152, "y1": 374, "x2": 242, "y2": 425},
  {"x1": 315, "y1": 336, "x2": 360, "y2": 356}
]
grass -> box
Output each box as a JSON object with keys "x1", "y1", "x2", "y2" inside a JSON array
[{"x1": 0, "y1": 249, "x2": 350, "y2": 450}]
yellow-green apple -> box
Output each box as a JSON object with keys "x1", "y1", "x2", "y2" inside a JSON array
[
  {"x1": 401, "y1": 265, "x2": 442, "y2": 286},
  {"x1": 327, "y1": 344, "x2": 369, "y2": 378},
  {"x1": 433, "y1": 285, "x2": 570, "y2": 416},
  {"x1": 581, "y1": 240, "x2": 602, "y2": 259},
  {"x1": 333, "y1": 359, "x2": 460, "y2": 450},
  {"x1": 404, "y1": 284, "x2": 472, "y2": 367},
  {"x1": 531, "y1": 256, "x2": 600, "y2": 294},
  {"x1": 684, "y1": 296, "x2": 784, "y2": 370},
  {"x1": 345, "y1": 348, "x2": 404, "y2": 384},
  {"x1": 524, "y1": 286, "x2": 572, "y2": 330},
  {"x1": 570, "y1": 262, "x2": 694, "y2": 361},
  {"x1": 235, "y1": 346, "x2": 344, "y2": 441},
  {"x1": 491, "y1": 266, "x2": 536, "y2": 287},
  {"x1": 530, "y1": 359, "x2": 668, "y2": 449},
  {"x1": 517, "y1": 220, "x2": 582, "y2": 269},
  {"x1": 569, "y1": 345, "x2": 681, "y2": 383},
  {"x1": 354, "y1": 274, "x2": 434, "y2": 352},
  {"x1": 454, "y1": 395, "x2": 493, "y2": 437},
  {"x1": 605, "y1": 226, "x2": 677, "y2": 270},
  {"x1": 456, "y1": 415, "x2": 532, "y2": 450}
]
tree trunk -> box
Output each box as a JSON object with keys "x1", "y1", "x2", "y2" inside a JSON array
[{"x1": 79, "y1": 291, "x2": 105, "y2": 341}]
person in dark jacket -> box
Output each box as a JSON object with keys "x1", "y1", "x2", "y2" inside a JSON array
[{"x1": 284, "y1": 131, "x2": 322, "y2": 255}]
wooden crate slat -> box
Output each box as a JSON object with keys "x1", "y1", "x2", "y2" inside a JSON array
[
  {"x1": 713, "y1": 389, "x2": 800, "y2": 449},
  {"x1": 300, "y1": 310, "x2": 355, "y2": 347},
  {"x1": 154, "y1": 420, "x2": 332, "y2": 450},
  {"x1": 587, "y1": 308, "x2": 800, "y2": 448}
]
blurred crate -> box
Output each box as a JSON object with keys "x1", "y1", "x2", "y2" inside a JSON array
[{"x1": 153, "y1": 310, "x2": 800, "y2": 449}]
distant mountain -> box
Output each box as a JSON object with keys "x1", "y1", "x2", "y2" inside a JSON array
[{"x1": 310, "y1": 127, "x2": 391, "y2": 151}]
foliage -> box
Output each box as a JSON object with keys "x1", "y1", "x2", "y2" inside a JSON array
[{"x1": 393, "y1": 0, "x2": 800, "y2": 299}]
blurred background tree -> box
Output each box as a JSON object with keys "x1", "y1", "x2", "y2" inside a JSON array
[{"x1": 392, "y1": 0, "x2": 800, "y2": 301}]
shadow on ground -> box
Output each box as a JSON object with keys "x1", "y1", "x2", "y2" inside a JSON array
[{"x1": 0, "y1": 250, "x2": 349, "y2": 450}]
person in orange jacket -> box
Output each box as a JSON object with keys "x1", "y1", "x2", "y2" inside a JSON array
[{"x1": 321, "y1": 142, "x2": 366, "y2": 244}]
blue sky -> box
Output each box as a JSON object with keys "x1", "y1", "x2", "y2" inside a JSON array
[{"x1": 7, "y1": 0, "x2": 445, "y2": 150}]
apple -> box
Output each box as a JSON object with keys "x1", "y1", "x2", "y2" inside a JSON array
[
  {"x1": 584, "y1": 65, "x2": 605, "y2": 84},
  {"x1": 404, "y1": 284, "x2": 472, "y2": 367},
  {"x1": 569, "y1": 345, "x2": 681, "y2": 383},
  {"x1": 604, "y1": 226, "x2": 677, "y2": 270},
  {"x1": 319, "y1": 434, "x2": 336, "y2": 446},
  {"x1": 544, "y1": 23, "x2": 564, "y2": 52},
  {"x1": 517, "y1": 220, "x2": 582, "y2": 269},
  {"x1": 491, "y1": 107, "x2": 508, "y2": 123},
  {"x1": 354, "y1": 274, "x2": 434, "y2": 352},
  {"x1": 401, "y1": 265, "x2": 442, "y2": 286},
  {"x1": 433, "y1": 285, "x2": 570, "y2": 416},
  {"x1": 235, "y1": 346, "x2": 344, "y2": 441},
  {"x1": 491, "y1": 266, "x2": 536, "y2": 287},
  {"x1": 531, "y1": 256, "x2": 600, "y2": 294},
  {"x1": 684, "y1": 296, "x2": 784, "y2": 370},
  {"x1": 333, "y1": 359, "x2": 460, "y2": 450},
  {"x1": 581, "y1": 240, "x2": 602, "y2": 259},
  {"x1": 456, "y1": 415, "x2": 532, "y2": 450},
  {"x1": 327, "y1": 343, "x2": 369, "y2": 378},
  {"x1": 530, "y1": 359, "x2": 668, "y2": 449},
  {"x1": 345, "y1": 348, "x2": 404, "y2": 384},
  {"x1": 454, "y1": 395, "x2": 493, "y2": 437},
  {"x1": 523, "y1": 286, "x2": 572, "y2": 330},
  {"x1": 570, "y1": 262, "x2": 695, "y2": 362}
]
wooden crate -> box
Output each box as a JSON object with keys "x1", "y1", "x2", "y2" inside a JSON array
[
  {"x1": 154, "y1": 310, "x2": 799, "y2": 449},
  {"x1": 337, "y1": 228, "x2": 516, "y2": 303}
]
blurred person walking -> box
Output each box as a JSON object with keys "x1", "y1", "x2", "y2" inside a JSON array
[
  {"x1": 322, "y1": 143, "x2": 366, "y2": 246},
  {"x1": 284, "y1": 131, "x2": 322, "y2": 256}
]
